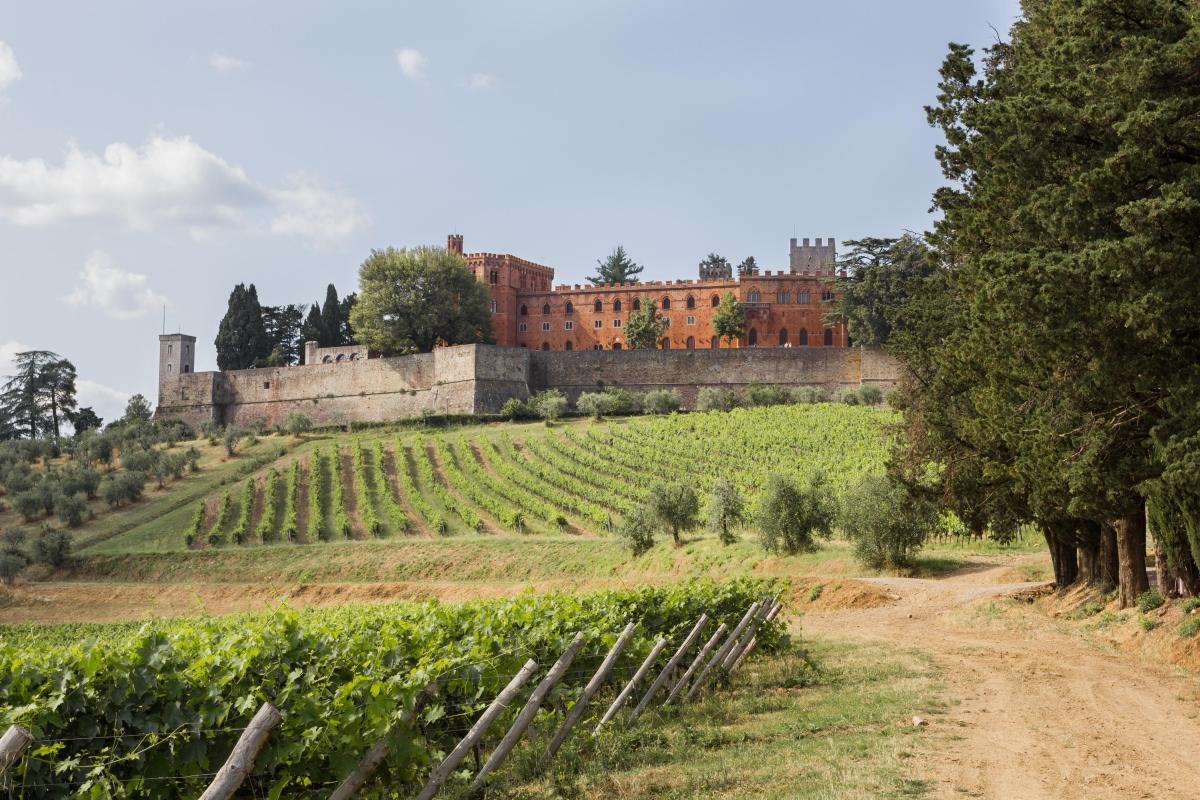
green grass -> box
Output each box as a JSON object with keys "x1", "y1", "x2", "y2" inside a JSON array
[{"x1": 467, "y1": 637, "x2": 940, "y2": 800}]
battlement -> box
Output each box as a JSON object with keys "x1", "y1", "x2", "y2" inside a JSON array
[{"x1": 789, "y1": 236, "x2": 837, "y2": 273}]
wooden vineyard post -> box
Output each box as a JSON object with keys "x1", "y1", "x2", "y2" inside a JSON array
[
  {"x1": 0, "y1": 724, "x2": 33, "y2": 777},
  {"x1": 721, "y1": 598, "x2": 776, "y2": 671},
  {"x1": 198, "y1": 702, "x2": 283, "y2": 800},
  {"x1": 686, "y1": 601, "x2": 760, "y2": 701},
  {"x1": 731, "y1": 600, "x2": 783, "y2": 673},
  {"x1": 629, "y1": 614, "x2": 709, "y2": 723},
  {"x1": 416, "y1": 658, "x2": 539, "y2": 800},
  {"x1": 543, "y1": 621, "x2": 637, "y2": 763},
  {"x1": 665, "y1": 622, "x2": 727, "y2": 705},
  {"x1": 469, "y1": 632, "x2": 587, "y2": 793},
  {"x1": 593, "y1": 636, "x2": 667, "y2": 734},
  {"x1": 329, "y1": 679, "x2": 441, "y2": 800}
]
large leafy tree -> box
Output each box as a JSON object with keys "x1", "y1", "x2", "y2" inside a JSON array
[
  {"x1": 0, "y1": 351, "x2": 77, "y2": 439},
  {"x1": 589, "y1": 246, "x2": 643, "y2": 286},
  {"x1": 826, "y1": 235, "x2": 936, "y2": 347},
  {"x1": 350, "y1": 246, "x2": 494, "y2": 355},
  {"x1": 896, "y1": 1, "x2": 1200, "y2": 607},
  {"x1": 711, "y1": 292, "x2": 746, "y2": 346},
  {"x1": 215, "y1": 284, "x2": 271, "y2": 371},
  {"x1": 625, "y1": 301, "x2": 668, "y2": 349}
]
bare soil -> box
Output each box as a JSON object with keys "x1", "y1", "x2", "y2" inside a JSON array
[{"x1": 802, "y1": 559, "x2": 1200, "y2": 799}]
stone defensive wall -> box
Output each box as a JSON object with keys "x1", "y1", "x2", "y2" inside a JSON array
[{"x1": 156, "y1": 344, "x2": 900, "y2": 427}]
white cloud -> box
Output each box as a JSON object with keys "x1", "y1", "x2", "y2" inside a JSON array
[
  {"x1": 270, "y1": 173, "x2": 371, "y2": 246},
  {"x1": 65, "y1": 251, "x2": 168, "y2": 320},
  {"x1": 396, "y1": 48, "x2": 427, "y2": 80},
  {"x1": 464, "y1": 73, "x2": 496, "y2": 91},
  {"x1": 0, "y1": 133, "x2": 368, "y2": 244},
  {"x1": 77, "y1": 379, "x2": 132, "y2": 425},
  {"x1": 0, "y1": 340, "x2": 33, "y2": 379},
  {"x1": 208, "y1": 52, "x2": 250, "y2": 75},
  {"x1": 0, "y1": 41, "x2": 21, "y2": 97}
]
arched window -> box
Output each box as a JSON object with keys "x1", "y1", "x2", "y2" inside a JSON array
[
  {"x1": 520, "y1": 305, "x2": 528, "y2": 316},
  {"x1": 686, "y1": 295, "x2": 695, "y2": 309},
  {"x1": 686, "y1": 336, "x2": 695, "y2": 349},
  {"x1": 798, "y1": 328, "x2": 809, "y2": 346},
  {"x1": 322, "y1": 355, "x2": 333, "y2": 363},
  {"x1": 614, "y1": 299, "x2": 622, "y2": 312},
  {"x1": 748, "y1": 328, "x2": 758, "y2": 347},
  {"x1": 747, "y1": 290, "x2": 761, "y2": 303},
  {"x1": 565, "y1": 340, "x2": 573, "y2": 351},
  {"x1": 661, "y1": 337, "x2": 671, "y2": 349},
  {"x1": 613, "y1": 342, "x2": 622, "y2": 351},
  {"x1": 183, "y1": 365, "x2": 190, "y2": 373},
  {"x1": 661, "y1": 297, "x2": 671, "y2": 310},
  {"x1": 711, "y1": 295, "x2": 720, "y2": 307},
  {"x1": 593, "y1": 344, "x2": 602, "y2": 350},
  {"x1": 824, "y1": 328, "x2": 834, "y2": 346},
  {"x1": 541, "y1": 342, "x2": 550, "y2": 351},
  {"x1": 632, "y1": 298, "x2": 641, "y2": 311},
  {"x1": 336, "y1": 354, "x2": 345, "y2": 362},
  {"x1": 489, "y1": 300, "x2": 497, "y2": 313},
  {"x1": 489, "y1": 270, "x2": 498, "y2": 285},
  {"x1": 542, "y1": 303, "x2": 550, "y2": 316},
  {"x1": 166, "y1": 363, "x2": 172, "y2": 373},
  {"x1": 565, "y1": 302, "x2": 574, "y2": 315},
  {"x1": 594, "y1": 299, "x2": 602, "y2": 313},
  {"x1": 779, "y1": 328, "x2": 789, "y2": 346},
  {"x1": 710, "y1": 337, "x2": 720, "y2": 349}
]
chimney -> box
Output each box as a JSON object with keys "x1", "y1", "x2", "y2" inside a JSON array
[{"x1": 447, "y1": 234, "x2": 464, "y2": 255}]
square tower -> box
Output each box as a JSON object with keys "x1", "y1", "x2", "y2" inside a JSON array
[{"x1": 159, "y1": 333, "x2": 196, "y2": 383}]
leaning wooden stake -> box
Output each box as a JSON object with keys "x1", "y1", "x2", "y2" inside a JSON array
[
  {"x1": 594, "y1": 635, "x2": 667, "y2": 734},
  {"x1": 543, "y1": 621, "x2": 636, "y2": 763},
  {"x1": 665, "y1": 622, "x2": 727, "y2": 705},
  {"x1": 686, "y1": 601, "x2": 760, "y2": 701},
  {"x1": 198, "y1": 702, "x2": 283, "y2": 800},
  {"x1": 329, "y1": 679, "x2": 441, "y2": 800},
  {"x1": 0, "y1": 724, "x2": 33, "y2": 777},
  {"x1": 630, "y1": 614, "x2": 708, "y2": 722},
  {"x1": 731, "y1": 601, "x2": 783, "y2": 673},
  {"x1": 469, "y1": 633, "x2": 586, "y2": 793},
  {"x1": 416, "y1": 658, "x2": 539, "y2": 800},
  {"x1": 721, "y1": 598, "x2": 777, "y2": 671}
]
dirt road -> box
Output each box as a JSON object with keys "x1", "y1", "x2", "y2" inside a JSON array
[{"x1": 803, "y1": 561, "x2": 1200, "y2": 799}]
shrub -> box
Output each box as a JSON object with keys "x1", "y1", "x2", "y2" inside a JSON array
[
  {"x1": 642, "y1": 389, "x2": 682, "y2": 415},
  {"x1": 604, "y1": 388, "x2": 641, "y2": 416},
  {"x1": 576, "y1": 391, "x2": 616, "y2": 420},
  {"x1": 281, "y1": 412, "x2": 313, "y2": 438},
  {"x1": 858, "y1": 386, "x2": 884, "y2": 405},
  {"x1": 1179, "y1": 615, "x2": 1200, "y2": 638},
  {"x1": 790, "y1": 386, "x2": 830, "y2": 404},
  {"x1": 697, "y1": 387, "x2": 737, "y2": 413},
  {"x1": 618, "y1": 503, "x2": 657, "y2": 556},
  {"x1": 199, "y1": 421, "x2": 220, "y2": 445},
  {"x1": 33, "y1": 529, "x2": 72, "y2": 566},
  {"x1": 755, "y1": 472, "x2": 836, "y2": 554},
  {"x1": 647, "y1": 481, "x2": 701, "y2": 546},
  {"x1": 54, "y1": 493, "x2": 87, "y2": 528},
  {"x1": 531, "y1": 389, "x2": 569, "y2": 422},
  {"x1": 808, "y1": 583, "x2": 824, "y2": 602},
  {"x1": 706, "y1": 478, "x2": 745, "y2": 545},
  {"x1": 1136, "y1": 589, "x2": 1164, "y2": 614},
  {"x1": 1139, "y1": 616, "x2": 1161, "y2": 632},
  {"x1": 836, "y1": 388, "x2": 861, "y2": 405},
  {"x1": 0, "y1": 551, "x2": 27, "y2": 585},
  {"x1": 745, "y1": 384, "x2": 790, "y2": 407},
  {"x1": 1183, "y1": 597, "x2": 1200, "y2": 614},
  {"x1": 498, "y1": 398, "x2": 533, "y2": 421},
  {"x1": 839, "y1": 475, "x2": 936, "y2": 570}
]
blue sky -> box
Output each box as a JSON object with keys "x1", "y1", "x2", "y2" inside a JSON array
[{"x1": 0, "y1": 0, "x2": 1020, "y2": 424}]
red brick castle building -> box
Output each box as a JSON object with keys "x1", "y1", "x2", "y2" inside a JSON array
[{"x1": 453, "y1": 234, "x2": 849, "y2": 351}]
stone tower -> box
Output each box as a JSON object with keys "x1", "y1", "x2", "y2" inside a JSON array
[
  {"x1": 789, "y1": 237, "x2": 837, "y2": 273},
  {"x1": 159, "y1": 333, "x2": 196, "y2": 384}
]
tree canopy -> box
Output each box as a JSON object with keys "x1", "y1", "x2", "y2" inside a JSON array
[
  {"x1": 589, "y1": 246, "x2": 643, "y2": 286},
  {"x1": 214, "y1": 284, "x2": 271, "y2": 371},
  {"x1": 0, "y1": 351, "x2": 78, "y2": 439},
  {"x1": 711, "y1": 292, "x2": 747, "y2": 346},
  {"x1": 350, "y1": 246, "x2": 495, "y2": 355},
  {"x1": 827, "y1": 236, "x2": 936, "y2": 347},
  {"x1": 625, "y1": 300, "x2": 668, "y2": 349}
]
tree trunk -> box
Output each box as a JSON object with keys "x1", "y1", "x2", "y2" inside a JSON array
[
  {"x1": 1077, "y1": 543, "x2": 1098, "y2": 585},
  {"x1": 1114, "y1": 509, "x2": 1150, "y2": 609},
  {"x1": 1099, "y1": 522, "x2": 1120, "y2": 592},
  {"x1": 1043, "y1": 528, "x2": 1077, "y2": 588},
  {"x1": 1154, "y1": 534, "x2": 1179, "y2": 599}
]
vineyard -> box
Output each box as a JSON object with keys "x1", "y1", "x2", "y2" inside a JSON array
[
  {"x1": 98, "y1": 404, "x2": 895, "y2": 554},
  {"x1": 0, "y1": 579, "x2": 782, "y2": 798}
]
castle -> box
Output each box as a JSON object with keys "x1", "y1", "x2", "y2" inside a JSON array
[{"x1": 156, "y1": 234, "x2": 895, "y2": 427}]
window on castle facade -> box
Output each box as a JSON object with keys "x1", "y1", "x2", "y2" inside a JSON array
[
  {"x1": 687, "y1": 316, "x2": 695, "y2": 326},
  {"x1": 613, "y1": 319, "x2": 622, "y2": 328},
  {"x1": 632, "y1": 298, "x2": 641, "y2": 311},
  {"x1": 594, "y1": 319, "x2": 602, "y2": 329},
  {"x1": 747, "y1": 290, "x2": 761, "y2": 303},
  {"x1": 686, "y1": 295, "x2": 695, "y2": 309},
  {"x1": 519, "y1": 323, "x2": 528, "y2": 333},
  {"x1": 661, "y1": 297, "x2": 671, "y2": 310},
  {"x1": 168, "y1": 344, "x2": 173, "y2": 354},
  {"x1": 565, "y1": 302, "x2": 574, "y2": 315},
  {"x1": 490, "y1": 300, "x2": 497, "y2": 313},
  {"x1": 614, "y1": 299, "x2": 622, "y2": 312},
  {"x1": 541, "y1": 322, "x2": 550, "y2": 332},
  {"x1": 594, "y1": 300, "x2": 602, "y2": 312},
  {"x1": 824, "y1": 328, "x2": 834, "y2": 346},
  {"x1": 565, "y1": 320, "x2": 573, "y2": 331},
  {"x1": 821, "y1": 290, "x2": 835, "y2": 302},
  {"x1": 565, "y1": 341, "x2": 573, "y2": 351},
  {"x1": 543, "y1": 303, "x2": 550, "y2": 315},
  {"x1": 711, "y1": 295, "x2": 720, "y2": 307},
  {"x1": 520, "y1": 305, "x2": 528, "y2": 316},
  {"x1": 798, "y1": 292, "x2": 811, "y2": 305},
  {"x1": 777, "y1": 292, "x2": 790, "y2": 304}
]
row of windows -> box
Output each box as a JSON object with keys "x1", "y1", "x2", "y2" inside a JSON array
[
  {"x1": 520, "y1": 316, "x2": 703, "y2": 333},
  {"x1": 746, "y1": 290, "x2": 835, "y2": 304},
  {"x1": 516, "y1": 290, "x2": 834, "y2": 316},
  {"x1": 523, "y1": 329, "x2": 836, "y2": 351}
]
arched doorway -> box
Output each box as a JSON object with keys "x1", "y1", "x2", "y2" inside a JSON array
[
  {"x1": 778, "y1": 329, "x2": 789, "y2": 347},
  {"x1": 824, "y1": 328, "x2": 833, "y2": 346},
  {"x1": 747, "y1": 328, "x2": 758, "y2": 347},
  {"x1": 686, "y1": 336, "x2": 695, "y2": 349},
  {"x1": 661, "y1": 338, "x2": 671, "y2": 350},
  {"x1": 798, "y1": 328, "x2": 808, "y2": 346}
]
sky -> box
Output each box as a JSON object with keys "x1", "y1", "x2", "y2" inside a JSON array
[{"x1": 0, "y1": 0, "x2": 1021, "y2": 425}]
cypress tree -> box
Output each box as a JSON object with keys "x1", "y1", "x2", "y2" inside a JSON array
[
  {"x1": 321, "y1": 284, "x2": 343, "y2": 347},
  {"x1": 215, "y1": 283, "x2": 271, "y2": 371}
]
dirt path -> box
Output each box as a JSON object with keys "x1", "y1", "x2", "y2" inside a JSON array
[{"x1": 802, "y1": 561, "x2": 1200, "y2": 799}]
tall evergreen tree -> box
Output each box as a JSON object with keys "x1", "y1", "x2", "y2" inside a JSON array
[
  {"x1": 827, "y1": 236, "x2": 936, "y2": 347},
  {"x1": 0, "y1": 351, "x2": 76, "y2": 439},
  {"x1": 261, "y1": 303, "x2": 306, "y2": 365},
  {"x1": 589, "y1": 246, "x2": 643, "y2": 285},
  {"x1": 321, "y1": 284, "x2": 344, "y2": 347},
  {"x1": 214, "y1": 284, "x2": 271, "y2": 371},
  {"x1": 300, "y1": 302, "x2": 326, "y2": 363}
]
